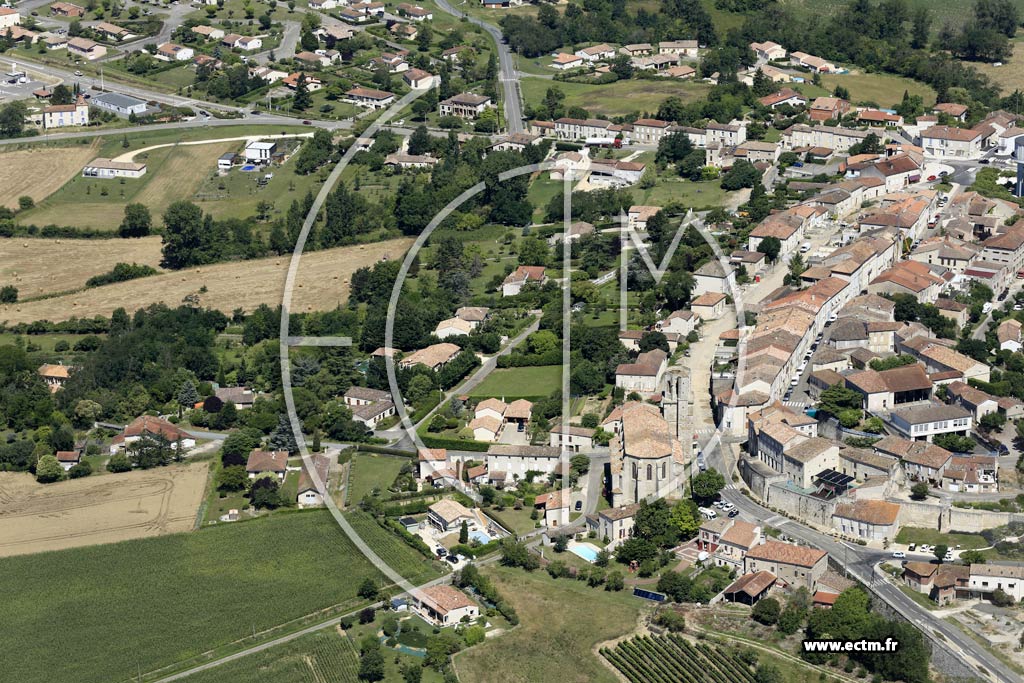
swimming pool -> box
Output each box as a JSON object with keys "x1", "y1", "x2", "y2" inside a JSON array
[
  {"x1": 241, "y1": 164, "x2": 256, "y2": 171},
  {"x1": 568, "y1": 542, "x2": 601, "y2": 563},
  {"x1": 470, "y1": 530, "x2": 492, "y2": 544}
]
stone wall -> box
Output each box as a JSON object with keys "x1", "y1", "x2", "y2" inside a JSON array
[
  {"x1": 946, "y1": 507, "x2": 1024, "y2": 533},
  {"x1": 764, "y1": 482, "x2": 837, "y2": 528},
  {"x1": 897, "y1": 500, "x2": 944, "y2": 530}
]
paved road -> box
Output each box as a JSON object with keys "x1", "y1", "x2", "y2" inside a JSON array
[
  {"x1": 707, "y1": 444, "x2": 1017, "y2": 683},
  {"x1": 433, "y1": 0, "x2": 523, "y2": 133},
  {"x1": 252, "y1": 20, "x2": 301, "y2": 65}
]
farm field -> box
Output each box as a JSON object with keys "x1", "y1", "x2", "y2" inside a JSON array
[
  {"x1": 346, "y1": 453, "x2": 406, "y2": 504},
  {"x1": 520, "y1": 77, "x2": 711, "y2": 118},
  {"x1": 0, "y1": 142, "x2": 100, "y2": 210},
  {"x1": 467, "y1": 365, "x2": 563, "y2": 399},
  {"x1": 184, "y1": 629, "x2": 360, "y2": 683},
  {"x1": 0, "y1": 462, "x2": 208, "y2": 558},
  {"x1": 820, "y1": 71, "x2": 937, "y2": 108},
  {"x1": 342, "y1": 509, "x2": 445, "y2": 585},
  {"x1": 454, "y1": 565, "x2": 643, "y2": 683},
  {"x1": 0, "y1": 237, "x2": 414, "y2": 324},
  {"x1": 0, "y1": 235, "x2": 164, "y2": 301},
  {"x1": 0, "y1": 510, "x2": 388, "y2": 683}
]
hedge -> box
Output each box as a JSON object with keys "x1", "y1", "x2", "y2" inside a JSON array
[
  {"x1": 417, "y1": 434, "x2": 491, "y2": 452},
  {"x1": 353, "y1": 444, "x2": 416, "y2": 458}
]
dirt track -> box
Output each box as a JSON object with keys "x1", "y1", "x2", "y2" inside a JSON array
[{"x1": 0, "y1": 462, "x2": 208, "y2": 558}]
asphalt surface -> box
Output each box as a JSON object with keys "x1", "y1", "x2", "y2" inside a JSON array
[{"x1": 433, "y1": 0, "x2": 524, "y2": 133}]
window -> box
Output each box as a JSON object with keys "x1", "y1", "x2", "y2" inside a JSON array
[{"x1": 646, "y1": 464, "x2": 653, "y2": 481}]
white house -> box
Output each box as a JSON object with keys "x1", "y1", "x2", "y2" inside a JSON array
[
  {"x1": 967, "y1": 563, "x2": 1024, "y2": 602},
  {"x1": 244, "y1": 140, "x2": 276, "y2": 163},
  {"x1": 82, "y1": 158, "x2": 147, "y2": 179},
  {"x1": 42, "y1": 95, "x2": 88, "y2": 129},
  {"x1": 156, "y1": 42, "x2": 194, "y2": 61},
  {"x1": 296, "y1": 454, "x2": 331, "y2": 507},
  {"x1": 0, "y1": 7, "x2": 21, "y2": 30}
]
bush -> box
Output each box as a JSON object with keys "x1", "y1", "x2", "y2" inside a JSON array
[
  {"x1": 751, "y1": 597, "x2": 781, "y2": 625},
  {"x1": 68, "y1": 460, "x2": 92, "y2": 479},
  {"x1": 106, "y1": 452, "x2": 131, "y2": 473}
]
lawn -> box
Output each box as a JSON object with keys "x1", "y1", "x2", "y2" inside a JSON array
[
  {"x1": 346, "y1": 453, "x2": 407, "y2": 504},
  {"x1": 0, "y1": 510, "x2": 393, "y2": 683},
  {"x1": 343, "y1": 509, "x2": 446, "y2": 585},
  {"x1": 820, "y1": 71, "x2": 936, "y2": 108},
  {"x1": 635, "y1": 175, "x2": 736, "y2": 211},
  {"x1": 454, "y1": 565, "x2": 644, "y2": 683},
  {"x1": 894, "y1": 526, "x2": 987, "y2": 549},
  {"x1": 467, "y1": 366, "x2": 563, "y2": 399},
  {"x1": 184, "y1": 629, "x2": 361, "y2": 683},
  {"x1": 528, "y1": 171, "x2": 566, "y2": 221},
  {"x1": 520, "y1": 77, "x2": 711, "y2": 118}
]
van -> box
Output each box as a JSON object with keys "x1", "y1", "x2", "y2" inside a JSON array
[
  {"x1": 800, "y1": 242, "x2": 811, "y2": 253},
  {"x1": 698, "y1": 507, "x2": 717, "y2": 520}
]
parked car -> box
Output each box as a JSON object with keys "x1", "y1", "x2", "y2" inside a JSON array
[
  {"x1": 728, "y1": 509, "x2": 739, "y2": 518},
  {"x1": 892, "y1": 551, "x2": 906, "y2": 559},
  {"x1": 927, "y1": 175, "x2": 937, "y2": 181},
  {"x1": 908, "y1": 544, "x2": 916, "y2": 551}
]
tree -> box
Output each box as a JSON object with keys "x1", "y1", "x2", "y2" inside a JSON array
[
  {"x1": 605, "y1": 570, "x2": 624, "y2": 591},
  {"x1": 358, "y1": 577, "x2": 379, "y2": 600},
  {"x1": 459, "y1": 519, "x2": 469, "y2": 544},
  {"x1": 407, "y1": 124, "x2": 432, "y2": 156},
  {"x1": 69, "y1": 460, "x2": 92, "y2": 479},
  {"x1": 818, "y1": 385, "x2": 863, "y2": 417},
  {"x1": 119, "y1": 203, "x2": 152, "y2": 238},
  {"x1": 691, "y1": 469, "x2": 725, "y2": 505},
  {"x1": 161, "y1": 201, "x2": 206, "y2": 269},
  {"x1": 669, "y1": 499, "x2": 701, "y2": 539},
  {"x1": 292, "y1": 73, "x2": 312, "y2": 111},
  {"x1": 0, "y1": 285, "x2": 18, "y2": 303},
  {"x1": 751, "y1": 596, "x2": 781, "y2": 624},
  {"x1": 35, "y1": 454, "x2": 64, "y2": 483},
  {"x1": 0, "y1": 101, "x2": 27, "y2": 138},
  {"x1": 107, "y1": 452, "x2": 131, "y2": 473},
  {"x1": 758, "y1": 236, "x2": 781, "y2": 263},
  {"x1": 934, "y1": 544, "x2": 949, "y2": 563},
  {"x1": 960, "y1": 549, "x2": 985, "y2": 565},
  {"x1": 217, "y1": 465, "x2": 248, "y2": 491},
  {"x1": 991, "y1": 588, "x2": 1015, "y2": 606},
  {"x1": 51, "y1": 84, "x2": 73, "y2": 105},
  {"x1": 777, "y1": 603, "x2": 805, "y2": 634},
  {"x1": 755, "y1": 664, "x2": 783, "y2": 683},
  {"x1": 358, "y1": 645, "x2": 385, "y2": 681},
  {"x1": 910, "y1": 481, "x2": 930, "y2": 500},
  {"x1": 268, "y1": 414, "x2": 298, "y2": 453},
  {"x1": 785, "y1": 253, "x2": 806, "y2": 286},
  {"x1": 177, "y1": 379, "x2": 199, "y2": 417},
  {"x1": 250, "y1": 474, "x2": 281, "y2": 509}
]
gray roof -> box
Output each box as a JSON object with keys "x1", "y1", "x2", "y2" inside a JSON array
[
  {"x1": 91, "y1": 91, "x2": 147, "y2": 108},
  {"x1": 891, "y1": 402, "x2": 971, "y2": 425}
]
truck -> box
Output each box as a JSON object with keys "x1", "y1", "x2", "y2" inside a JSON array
[{"x1": 585, "y1": 137, "x2": 622, "y2": 148}]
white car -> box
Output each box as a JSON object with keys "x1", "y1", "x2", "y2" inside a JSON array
[
  {"x1": 892, "y1": 551, "x2": 906, "y2": 559},
  {"x1": 790, "y1": 377, "x2": 800, "y2": 386}
]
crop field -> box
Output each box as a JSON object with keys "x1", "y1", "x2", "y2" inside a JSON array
[
  {"x1": 185, "y1": 629, "x2": 360, "y2": 683},
  {"x1": 777, "y1": 0, "x2": 1024, "y2": 32},
  {"x1": 0, "y1": 462, "x2": 208, "y2": 558},
  {"x1": 455, "y1": 566, "x2": 643, "y2": 683},
  {"x1": 467, "y1": 366, "x2": 563, "y2": 399},
  {"x1": 520, "y1": 77, "x2": 711, "y2": 118},
  {"x1": 346, "y1": 453, "x2": 406, "y2": 504},
  {"x1": 0, "y1": 510, "x2": 389, "y2": 683},
  {"x1": 0, "y1": 237, "x2": 413, "y2": 324},
  {"x1": 0, "y1": 142, "x2": 100, "y2": 209},
  {"x1": 343, "y1": 509, "x2": 444, "y2": 585},
  {"x1": 602, "y1": 634, "x2": 758, "y2": 683},
  {"x1": 0, "y1": 235, "x2": 164, "y2": 301}
]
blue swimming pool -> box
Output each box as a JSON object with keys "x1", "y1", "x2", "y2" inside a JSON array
[
  {"x1": 569, "y1": 543, "x2": 601, "y2": 563},
  {"x1": 241, "y1": 164, "x2": 256, "y2": 171},
  {"x1": 470, "y1": 530, "x2": 492, "y2": 544}
]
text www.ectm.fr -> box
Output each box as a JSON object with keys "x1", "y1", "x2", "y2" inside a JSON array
[{"x1": 802, "y1": 639, "x2": 900, "y2": 653}]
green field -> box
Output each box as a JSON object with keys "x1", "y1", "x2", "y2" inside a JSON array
[
  {"x1": 343, "y1": 510, "x2": 445, "y2": 585},
  {"x1": 520, "y1": 77, "x2": 711, "y2": 118},
  {"x1": 185, "y1": 629, "x2": 360, "y2": 683},
  {"x1": 346, "y1": 453, "x2": 407, "y2": 504},
  {"x1": 895, "y1": 526, "x2": 987, "y2": 549},
  {"x1": 777, "y1": 0, "x2": 1024, "y2": 32},
  {"x1": 455, "y1": 565, "x2": 644, "y2": 683},
  {"x1": 0, "y1": 511, "x2": 390, "y2": 683},
  {"x1": 527, "y1": 172, "x2": 566, "y2": 220},
  {"x1": 820, "y1": 72, "x2": 936, "y2": 108},
  {"x1": 17, "y1": 126, "x2": 318, "y2": 230},
  {"x1": 467, "y1": 366, "x2": 563, "y2": 399}
]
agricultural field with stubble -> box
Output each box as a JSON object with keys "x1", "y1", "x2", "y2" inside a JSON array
[
  {"x1": 0, "y1": 235, "x2": 164, "y2": 301},
  {"x1": 0, "y1": 510, "x2": 389, "y2": 683},
  {"x1": 0, "y1": 141, "x2": 100, "y2": 210},
  {"x1": 0, "y1": 237, "x2": 413, "y2": 324},
  {"x1": 0, "y1": 462, "x2": 208, "y2": 558}
]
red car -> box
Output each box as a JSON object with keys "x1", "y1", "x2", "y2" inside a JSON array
[{"x1": 927, "y1": 175, "x2": 937, "y2": 181}]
